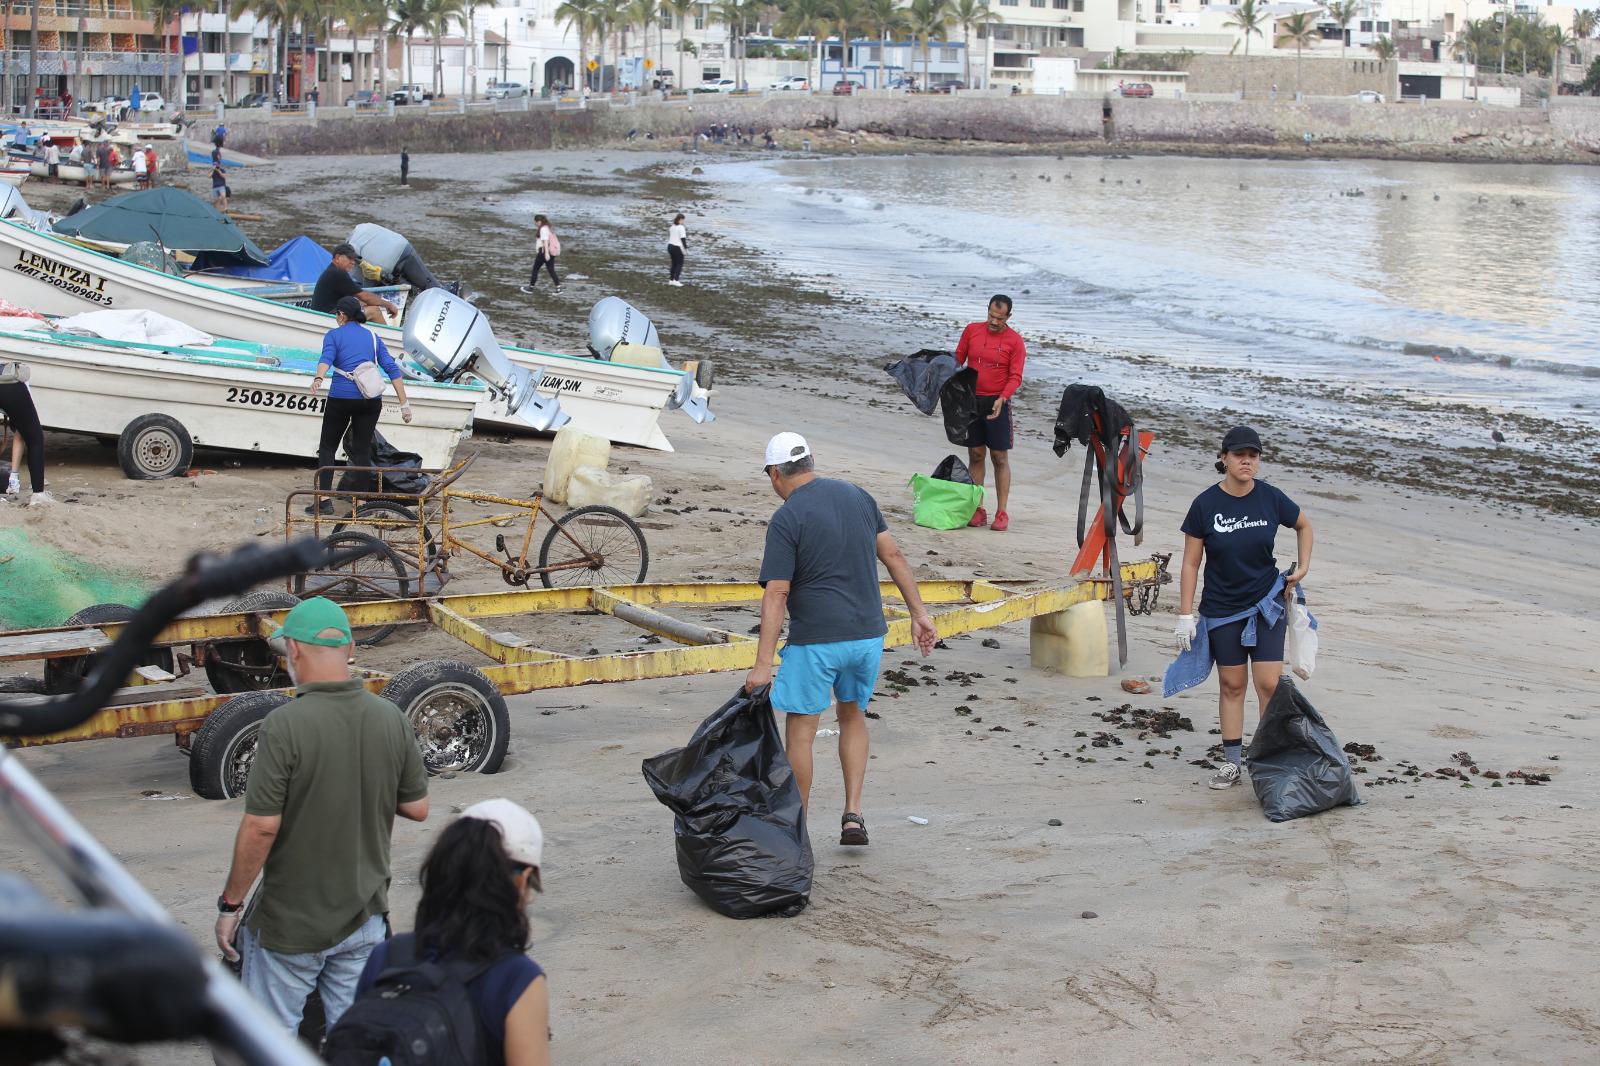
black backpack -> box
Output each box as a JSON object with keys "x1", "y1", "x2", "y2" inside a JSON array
[{"x1": 323, "y1": 934, "x2": 497, "y2": 1065}]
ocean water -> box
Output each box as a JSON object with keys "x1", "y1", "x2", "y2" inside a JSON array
[{"x1": 699, "y1": 153, "x2": 1600, "y2": 440}]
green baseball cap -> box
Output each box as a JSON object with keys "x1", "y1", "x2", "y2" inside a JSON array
[{"x1": 272, "y1": 596, "x2": 353, "y2": 647}]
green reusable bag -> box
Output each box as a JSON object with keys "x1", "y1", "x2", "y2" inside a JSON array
[{"x1": 909, "y1": 473, "x2": 985, "y2": 530}]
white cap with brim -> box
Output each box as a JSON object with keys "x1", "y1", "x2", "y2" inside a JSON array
[
  {"x1": 764, "y1": 431, "x2": 811, "y2": 468},
  {"x1": 460, "y1": 798, "x2": 543, "y2": 868}
]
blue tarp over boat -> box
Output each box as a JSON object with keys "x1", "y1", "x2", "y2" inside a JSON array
[{"x1": 207, "y1": 234, "x2": 330, "y2": 282}]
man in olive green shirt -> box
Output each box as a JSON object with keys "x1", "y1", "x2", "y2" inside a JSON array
[{"x1": 213, "y1": 597, "x2": 429, "y2": 1032}]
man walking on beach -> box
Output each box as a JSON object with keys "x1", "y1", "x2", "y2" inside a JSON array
[
  {"x1": 955, "y1": 294, "x2": 1027, "y2": 532},
  {"x1": 214, "y1": 597, "x2": 429, "y2": 1034},
  {"x1": 400, "y1": 146, "x2": 409, "y2": 186},
  {"x1": 745, "y1": 432, "x2": 938, "y2": 847}
]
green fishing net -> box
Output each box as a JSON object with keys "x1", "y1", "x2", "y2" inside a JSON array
[{"x1": 0, "y1": 530, "x2": 151, "y2": 630}]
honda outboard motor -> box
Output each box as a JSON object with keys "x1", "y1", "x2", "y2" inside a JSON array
[
  {"x1": 403, "y1": 289, "x2": 568, "y2": 432},
  {"x1": 586, "y1": 296, "x2": 714, "y2": 424}
]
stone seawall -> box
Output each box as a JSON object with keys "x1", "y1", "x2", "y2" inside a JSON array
[{"x1": 219, "y1": 94, "x2": 1600, "y2": 164}]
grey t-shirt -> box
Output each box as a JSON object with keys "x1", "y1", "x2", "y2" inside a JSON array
[{"x1": 758, "y1": 477, "x2": 889, "y2": 646}]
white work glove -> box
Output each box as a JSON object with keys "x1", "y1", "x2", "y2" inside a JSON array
[
  {"x1": 399, "y1": 404, "x2": 413, "y2": 425},
  {"x1": 1173, "y1": 614, "x2": 1198, "y2": 652}
]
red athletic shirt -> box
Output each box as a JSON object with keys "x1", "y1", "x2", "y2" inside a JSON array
[{"x1": 955, "y1": 322, "x2": 1027, "y2": 400}]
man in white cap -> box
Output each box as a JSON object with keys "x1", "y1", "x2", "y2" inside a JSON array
[{"x1": 746, "y1": 432, "x2": 938, "y2": 847}]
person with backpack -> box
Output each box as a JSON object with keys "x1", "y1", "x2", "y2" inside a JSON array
[
  {"x1": 307, "y1": 295, "x2": 412, "y2": 512},
  {"x1": 329, "y1": 799, "x2": 550, "y2": 1066},
  {"x1": 520, "y1": 214, "x2": 561, "y2": 295}
]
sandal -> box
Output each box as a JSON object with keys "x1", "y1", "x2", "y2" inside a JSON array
[{"x1": 840, "y1": 812, "x2": 869, "y2": 847}]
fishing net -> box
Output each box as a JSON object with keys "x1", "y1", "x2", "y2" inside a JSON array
[{"x1": 0, "y1": 529, "x2": 151, "y2": 630}]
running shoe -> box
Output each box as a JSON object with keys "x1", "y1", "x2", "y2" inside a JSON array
[
  {"x1": 28, "y1": 491, "x2": 55, "y2": 508},
  {"x1": 968, "y1": 507, "x2": 988, "y2": 528},
  {"x1": 519, "y1": 285, "x2": 537, "y2": 294},
  {"x1": 553, "y1": 287, "x2": 564, "y2": 295},
  {"x1": 1208, "y1": 763, "x2": 1242, "y2": 790},
  {"x1": 990, "y1": 510, "x2": 1010, "y2": 532}
]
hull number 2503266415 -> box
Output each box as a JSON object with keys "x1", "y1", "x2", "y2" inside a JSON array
[{"x1": 225, "y1": 387, "x2": 327, "y2": 413}]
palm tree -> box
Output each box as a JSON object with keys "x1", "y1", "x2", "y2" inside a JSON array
[
  {"x1": 713, "y1": 0, "x2": 751, "y2": 88},
  {"x1": 1274, "y1": 10, "x2": 1320, "y2": 96},
  {"x1": 556, "y1": 0, "x2": 599, "y2": 90},
  {"x1": 1549, "y1": 25, "x2": 1575, "y2": 92},
  {"x1": 776, "y1": 0, "x2": 832, "y2": 90},
  {"x1": 909, "y1": 0, "x2": 954, "y2": 90},
  {"x1": 1223, "y1": 0, "x2": 1266, "y2": 98},
  {"x1": 390, "y1": 0, "x2": 430, "y2": 92},
  {"x1": 135, "y1": 0, "x2": 187, "y2": 111},
  {"x1": 1575, "y1": 10, "x2": 1597, "y2": 40},
  {"x1": 1372, "y1": 35, "x2": 1397, "y2": 98},
  {"x1": 25, "y1": 0, "x2": 38, "y2": 117},
  {"x1": 1323, "y1": 0, "x2": 1356, "y2": 57},
  {"x1": 665, "y1": 0, "x2": 694, "y2": 84},
  {"x1": 952, "y1": 0, "x2": 994, "y2": 89},
  {"x1": 831, "y1": 0, "x2": 866, "y2": 84},
  {"x1": 866, "y1": 0, "x2": 905, "y2": 88},
  {"x1": 1452, "y1": 18, "x2": 1496, "y2": 92},
  {"x1": 629, "y1": 0, "x2": 657, "y2": 84}
]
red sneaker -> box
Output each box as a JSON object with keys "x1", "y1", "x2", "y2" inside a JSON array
[
  {"x1": 968, "y1": 507, "x2": 988, "y2": 528},
  {"x1": 990, "y1": 510, "x2": 1010, "y2": 531}
]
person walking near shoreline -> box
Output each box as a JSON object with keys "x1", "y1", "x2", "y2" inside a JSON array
[
  {"x1": 955, "y1": 294, "x2": 1027, "y2": 532},
  {"x1": 399, "y1": 146, "x2": 409, "y2": 187},
  {"x1": 667, "y1": 213, "x2": 688, "y2": 286},
  {"x1": 213, "y1": 597, "x2": 430, "y2": 1034},
  {"x1": 520, "y1": 213, "x2": 562, "y2": 295},
  {"x1": 745, "y1": 432, "x2": 938, "y2": 847},
  {"x1": 1169, "y1": 425, "x2": 1313, "y2": 791}
]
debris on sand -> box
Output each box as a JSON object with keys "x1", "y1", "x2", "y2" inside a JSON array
[{"x1": 1092, "y1": 703, "x2": 1194, "y2": 738}]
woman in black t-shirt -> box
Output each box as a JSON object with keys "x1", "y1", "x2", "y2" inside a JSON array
[
  {"x1": 1174, "y1": 426, "x2": 1313, "y2": 791},
  {"x1": 353, "y1": 800, "x2": 550, "y2": 1066}
]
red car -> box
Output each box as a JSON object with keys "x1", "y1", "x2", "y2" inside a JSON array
[
  {"x1": 832, "y1": 80, "x2": 861, "y2": 96},
  {"x1": 1119, "y1": 82, "x2": 1154, "y2": 98}
]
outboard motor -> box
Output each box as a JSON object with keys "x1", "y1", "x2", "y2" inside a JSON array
[
  {"x1": 403, "y1": 289, "x2": 568, "y2": 432},
  {"x1": 586, "y1": 296, "x2": 714, "y2": 424}
]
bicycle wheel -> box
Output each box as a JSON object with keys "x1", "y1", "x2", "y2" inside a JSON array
[
  {"x1": 537, "y1": 505, "x2": 649, "y2": 588},
  {"x1": 293, "y1": 532, "x2": 410, "y2": 645},
  {"x1": 333, "y1": 500, "x2": 437, "y2": 568}
]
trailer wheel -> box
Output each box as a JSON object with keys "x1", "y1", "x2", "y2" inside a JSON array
[
  {"x1": 538, "y1": 505, "x2": 649, "y2": 588},
  {"x1": 381, "y1": 660, "x2": 509, "y2": 775},
  {"x1": 44, "y1": 602, "x2": 178, "y2": 695},
  {"x1": 189, "y1": 690, "x2": 291, "y2": 799},
  {"x1": 117, "y1": 413, "x2": 193, "y2": 480},
  {"x1": 202, "y1": 590, "x2": 299, "y2": 695},
  {"x1": 293, "y1": 532, "x2": 409, "y2": 646}
]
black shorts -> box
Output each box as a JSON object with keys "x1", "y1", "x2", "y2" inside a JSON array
[
  {"x1": 1209, "y1": 611, "x2": 1287, "y2": 667},
  {"x1": 966, "y1": 396, "x2": 1014, "y2": 452}
]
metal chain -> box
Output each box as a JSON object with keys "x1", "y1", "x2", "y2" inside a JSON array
[{"x1": 1127, "y1": 553, "x2": 1172, "y2": 617}]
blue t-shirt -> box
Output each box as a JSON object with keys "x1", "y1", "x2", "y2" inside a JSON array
[
  {"x1": 1180, "y1": 480, "x2": 1300, "y2": 617},
  {"x1": 319, "y1": 322, "x2": 403, "y2": 400},
  {"x1": 758, "y1": 478, "x2": 889, "y2": 646},
  {"x1": 354, "y1": 937, "x2": 543, "y2": 1066}
]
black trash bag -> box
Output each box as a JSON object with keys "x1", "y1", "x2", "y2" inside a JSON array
[
  {"x1": 885, "y1": 350, "x2": 978, "y2": 446},
  {"x1": 641, "y1": 686, "x2": 813, "y2": 919},
  {"x1": 931, "y1": 454, "x2": 974, "y2": 485},
  {"x1": 339, "y1": 429, "x2": 431, "y2": 494},
  {"x1": 1246, "y1": 679, "x2": 1363, "y2": 822}
]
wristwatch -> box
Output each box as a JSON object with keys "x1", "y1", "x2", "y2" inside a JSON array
[{"x1": 217, "y1": 894, "x2": 243, "y2": 914}]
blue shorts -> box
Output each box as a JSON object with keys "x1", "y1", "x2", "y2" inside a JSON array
[
  {"x1": 772, "y1": 637, "x2": 884, "y2": 715},
  {"x1": 966, "y1": 396, "x2": 1014, "y2": 452},
  {"x1": 1209, "y1": 611, "x2": 1287, "y2": 667}
]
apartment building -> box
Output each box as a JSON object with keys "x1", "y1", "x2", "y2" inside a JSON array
[
  {"x1": 179, "y1": 10, "x2": 272, "y2": 106},
  {"x1": 2, "y1": 0, "x2": 178, "y2": 114}
]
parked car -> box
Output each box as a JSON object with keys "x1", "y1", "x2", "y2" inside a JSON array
[
  {"x1": 485, "y1": 80, "x2": 528, "y2": 99},
  {"x1": 770, "y1": 75, "x2": 810, "y2": 91},
  {"x1": 932, "y1": 80, "x2": 965, "y2": 94},
  {"x1": 1350, "y1": 89, "x2": 1386, "y2": 103},
  {"x1": 391, "y1": 84, "x2": 432, "y2": 105},
  {"x1": 346, "y1": 89, "x2": 382, "y2": 108},
  {"x1": 231, "y1": 92, "x2": 271, "y2": 109},
  {"x1": 694, "y1": 78, "x2": 738, "y2": 93},
  {"x1": 1118, "y1": 82, "x2": 1155, "y2": 98},
  {"x1": 832, "y1": 80, "x2": 862, "y2": 96}
]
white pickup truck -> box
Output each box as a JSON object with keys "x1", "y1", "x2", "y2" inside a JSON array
[{"x1": 390, "y1": 84, "x2": 433, "y2": 105}]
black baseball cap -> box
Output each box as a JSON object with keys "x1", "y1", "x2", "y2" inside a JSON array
[
  {"x1": 1221, "y1": 426, "x2": 1262, "y2": 453},
  {"x1": 331, "y1": 242, "x2": 361, "y2": 262},
  {"x1": 335, "y1": 295, "x2": 367, "y2": 323}
]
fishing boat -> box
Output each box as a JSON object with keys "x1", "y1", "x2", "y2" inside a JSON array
[
  {"x1": 0, "y1": 313, "x2": 487, "y2": 477},
  {"x1": 0, "y1": 166, "x2": 27, "y2": 188},
  {"x1": 26, "y1": 159, "x2": 138, "y2": 186},
  {"x1": 0, "y1": 218, "x2": 711, "y2": 450}
]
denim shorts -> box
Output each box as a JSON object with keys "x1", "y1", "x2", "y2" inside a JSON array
[
  {"x1": 1209, "y1": 610, "x2": 1287, "y2": 667},
  {"x1": 772, "y1": 637, "x2": 884, "y2": 715}
]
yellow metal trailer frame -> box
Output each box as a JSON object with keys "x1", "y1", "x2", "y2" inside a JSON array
[{"x1": 1, "y1": 559, "x2": 1167, "y2": 754}]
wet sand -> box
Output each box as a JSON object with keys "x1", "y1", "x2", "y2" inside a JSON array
[{"x1": 3, "y1": 150, "x2": 1599, "y2": 1064}]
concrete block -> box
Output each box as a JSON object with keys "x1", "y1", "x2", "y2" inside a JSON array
[
  {"x1": 567, "y1": 465, "x2": 652, "y2": 517},
  {"x1": 1030, "y1": 599, "x2": 1108, "y2": 677}
]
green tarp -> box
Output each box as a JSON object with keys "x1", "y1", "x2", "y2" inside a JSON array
[{"x1": 51, "y1": 187, "x2": 269, "y2": 268}]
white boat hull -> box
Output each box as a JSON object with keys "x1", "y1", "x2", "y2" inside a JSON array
[
  {"x1": 27, "y1": 160, "x2": 137, "y2": 185},
  {"x1": 0, "y1": 328, "x2": 480, "y2": 470},
  {"x1": 0, "y1": 219, "x2": 693, "y2": 451}
]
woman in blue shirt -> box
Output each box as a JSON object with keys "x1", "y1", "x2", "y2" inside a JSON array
[
  {"x1": 309, "y1": 296, "x2": 411, "y2": 506},
  {"x1": 1173, "y1": 426, "x2": 1313, "y2": 791},
  {"x1": 350, "y1": 800, "x2": 551, "y2": 1066}
]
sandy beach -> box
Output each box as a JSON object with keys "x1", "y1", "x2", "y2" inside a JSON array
[{"x1": 2, "y1": 148, "x2": 1598, "y2": 1064}]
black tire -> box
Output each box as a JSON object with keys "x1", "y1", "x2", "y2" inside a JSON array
[
  {"x1": 333, "y1": 500, "x2": 437, "y2": 567},
  {"x1": 203, "y1": 590, "x2": 298, "y2": 695},
  {"x1": 117, "y1": 413, "x2": 193, "y2": 480},
  {"x1": 293, "y1": 532, "x2": 410, "y2": 646},
  {"x1": 44, "y1": 602, "x2": 177, "y2": 695},
  {"x1": 537, "y1": 505, "x2": 649, "y2": 588},
  {"x1": 381, "y1": 659, "x2": 509, "y2": 775},
  {"x1": 188, "y1": 690, "x2": 291, "y2": 799}
]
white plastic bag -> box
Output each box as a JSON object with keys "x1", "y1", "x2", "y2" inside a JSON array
[{"x1": 1284, "y1": 595, "x2": 1318, "y2": 681}]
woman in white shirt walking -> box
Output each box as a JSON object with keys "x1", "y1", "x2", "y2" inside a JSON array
[
  {"x1": 521, "y1": 214, "x2": 562, "y2": 295},
  {"x1": 667, "y1": 214, "x2": 687, "y2": 286}
]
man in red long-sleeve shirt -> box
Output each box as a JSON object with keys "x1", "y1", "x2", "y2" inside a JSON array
[{"x1": 955, "y1": 294, "x2": 1026, "y2": 531}]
